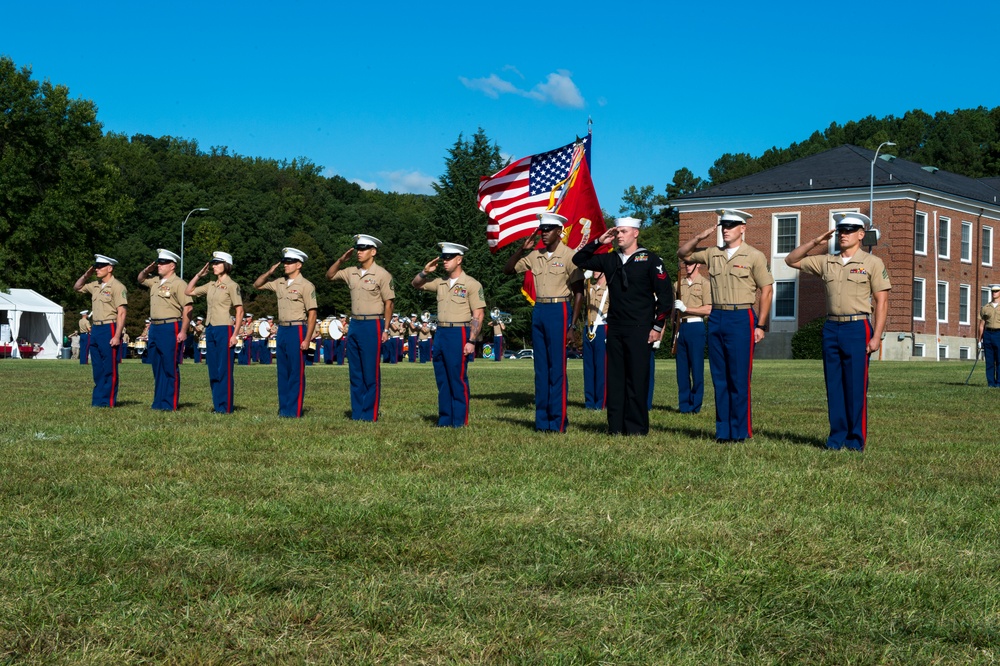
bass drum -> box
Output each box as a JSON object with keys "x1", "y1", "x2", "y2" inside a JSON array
[{"x1": 257, "y1": 320, "x2": 272, "y2": 339}]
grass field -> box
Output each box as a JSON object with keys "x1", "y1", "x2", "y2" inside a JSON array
[{"x1": 1, "y1": 357, "x2": 997, "y2": 664}]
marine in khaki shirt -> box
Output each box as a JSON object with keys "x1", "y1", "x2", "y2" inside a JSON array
[
  {"x1": 585, "y1": 275, "x2": 610, "y2": 328},
  {"x1": 685, "y1": 244, "x2": 773, "y2": 308},
  {"x1": 78, "y1": 314, "x2": 92, "y2": 334},
  {"x1": 509, "y1": 236, "x2": 585, "y2": 300},
  {"x1": 188, "y1": 271, "x2": 244, "y2": 327},
  {"x1": 797, "y1": 250, "x2": 891, "y2": 316},
  {"x1": 257, "y1": 273, "x2": 318, "y2": 324},
  {"x1": 420, "y1": 273, "x2": 488, "y2": 325},
  {"x1": 76, "y1": 275, "x2": 127, "y2": 331},
  {"x1": 328, "y1": 263, "x2": 396, "y2": 317},
  {"x1": 675, "y1": 269, "x2": 712, "y2": 315}
]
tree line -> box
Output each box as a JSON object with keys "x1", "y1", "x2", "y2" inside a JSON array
[{"x1": 5, "y1": 54, "x2": 1000, "y2": 346}]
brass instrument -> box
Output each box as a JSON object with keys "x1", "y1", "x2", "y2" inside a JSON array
[{"x1": 490, "y1": 308, "x2": 512, "y2": 324}]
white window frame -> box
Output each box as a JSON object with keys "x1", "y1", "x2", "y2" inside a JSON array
[
  {"x1": 772, "y1": 279, "x2": 797, "y2": 321},
  {"x1": 913, "y1": 278, "x2": 926, "y2": 321},
  {"x1": 937, "y1": 281, "x2": 949, "y2": 323},
  {"x1": 960, "y1": 347, "x2": 971, "y2": 360},
  {"x1": 938, "y1": 217, "x2": 951, "y2": 259},
  {"x1": 984, "y1": 226, "x2": 994, "y2": 267},
  {"x1": 913, "y1": 343, "x2": 925, "y2": 358},
  {"x1": 961, "y1": 221, "x2": 972, "y2": 263},
  {"x1": 984, "y1": 287, "x2": 993, "y2": 308},
  {"x1": 959, "y1": 284, "x2": 971, "y2": 325},
  {"x1": 772, "y1": 213, "x2": 800, "y2": 257},
  {"x1": 915, "y1": 211, "x2": 927, "y2": 256},
  {"x1": 938, "y1": 344, "x2": 949, "y2": 360}
]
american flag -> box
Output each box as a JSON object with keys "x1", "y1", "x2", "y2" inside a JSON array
[{"x1": 479, "y1": 135, "x2": 591, "y2": 253}]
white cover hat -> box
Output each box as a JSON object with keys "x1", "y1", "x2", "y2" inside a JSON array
[
  {"x1": 282, "y1": 247, "x2": 308, "y2": 262},
  {"x1": 212, "y1": 251, "x2": 234, "y2": 265},
  {"x1": 615, "y1": 216, "x2": 642, "y2": 229},
  {"x1": 157, "y1": 248, "x2": 180, "y2": 263},
  {"x1": 93, "y1": 254, "x2": 118, "y2": 266},
  {"x1": 353, "y1": 234, "x2": 383, "y2": 248},
  {"x1": 833, "y1": 212, "x2": 872, "y2": 230},
  {"x1": 438, "y1": 242, "x2": 468, "y2": 255},
  {"x1": 537, "y1": 212, "x2": 568, "y2": 227},
  {"x1": 716, "y1": 209, "x2": 752, "y2": 224},
  {"x1": 80, "y1": 310, "x2": 90, "y2": 315},
  {"x1": 990, "y1": 284, "x2": 1000, "y2": 291}
]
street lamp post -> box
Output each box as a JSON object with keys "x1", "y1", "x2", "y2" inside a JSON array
[
  {"x1": 869, "y1": 141, "x2": 896, "y2": 222},
  {"x1": 180, "y1": 207, "x2": 209, "y2": 278}
]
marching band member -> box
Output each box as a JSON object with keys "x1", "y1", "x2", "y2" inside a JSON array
[
  {"x1": 980, "y1": 285, "x2": 1000, "y2": 388},
  {"x1": 335, "y1": 314, "x2": 348, "y2": 365},
  {"x1": 139, "y1": 319, "x2": 152, "y2": 364},
  {"x1": 503, "y1": 212, "x2": 584, "y2": 432},
  {"x1": 73, "y1": 254, "x2": 127, "y2": 407},
  {"x1": 388, "y1": 313, "x2": 403, "y2": 364},
  {"x1": 254, "y1": 247, "x2": 318, "y2": 418},
  {"x1": 138, "y1": 249, "x2": 193, "y2": 411},
  {"x1": 583, "y1": 270, "x2": 609, "y2": 410},
  {"x1": 237, "y1": 313, "x2": 253, "y2": 365},
  {"x1": 327, "y1": 234, "x2": 395, "y2": 421},
  {"x1": 491, "y1": 309, "x2": 506, "y2": 362},
  {"x1": 678, "y1": 209, "x2": 773, "y2": 443},
  {"x1": 185, "y1": 251, "x2": 244, "y2": 414},
  {"x1": 412, "y1": 242, "x2": 486, "y2": 427},
  {"x1": 407, "y1": 313, "x2": 419, "y2": 362},
  {"x1": 418, "y1": 313, "x2": 432, "y2": 363},
  {"x1": 191, "y1": 316, "x2": 205, "y2": 363},
  {"x1": 673, "y1": 260, "x2": 712, "y2": 414}
]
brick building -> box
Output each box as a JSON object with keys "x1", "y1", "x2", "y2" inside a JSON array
[{"x1": 671, "y1": 145, "x2": 1000, "y2": 360}]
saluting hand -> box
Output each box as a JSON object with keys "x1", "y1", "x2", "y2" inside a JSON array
[
  {"x1": 814, "y1": 229, "x2": 836, "y2": 246},
  {"x1": 269, "y1": 262, "x2": 281, "y2": 273},
  {"x1": 521, "y1": 230, "x2": 540, "y2": 251},
  {"x1": 696, "y1": 225, "x2": 717, "y2": 242},
  {"x1": 198, "y1": 262, "x2": 210, "y2": 277},
  {"x1": 423, "y1": 257, "x2": 440, "y2": 274},
  {"x1": 597, "y1": 228, "x2": 618, "y2": 245},
  {"x1": 339, "y1": 247, "x2": 354, "y2": 263}
]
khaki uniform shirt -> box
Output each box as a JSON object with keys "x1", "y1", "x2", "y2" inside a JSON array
[
  {"x1": 389, "y1": 320, "x2": 404, "y2": 338},
  {"x1": 981, "y1": 302, "x2": 1000, "y2": 328},
  {"x1": 493, "y1": 323, "x2": 505, "y2": 337},
  {"x1": 514, "y1": 242, "x2": 583, "y2": 299},
  {"x1": 586, "y1": 282, "x2": 610, "y2": 327},
  {"x1": 190, "y1": 274, "x2": 243, "y2": 326},
  {"x1": 330, "y1": 263, "x2": 395, "y2": 316},
  {"x1": 78, "y1": 316, "x2": 92, "y2": 334},
  {"x1": 688, "y1": 243, "x2": 773, "y2": 305},
  {"x1": 422, "y1": 273, "x2": 487, "y2": 324},
  {"x1": 677, "y1": 273, "x2": 712, "y2": 315},
  {"x1": 418, "y1": 324, "x2": 432, "y2": 341},
  {"x1": 78, "y1": 277, "x2": 128, "y2": 322},
  {"x1": 142, "y1": 275, "x2": 192, "y2": 319},
  {"x1": 798, "y1": 250, "x2": 891, "y2": 315},
  {"x1": 259, "y1": 276, "x2": 318, "y2": 322}
]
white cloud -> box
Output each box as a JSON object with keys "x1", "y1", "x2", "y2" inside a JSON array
[
  {"x1": 350, "y1": 178, "x2": 378, "y2": 191},
  {"x1": 460, "y1": 69, "x2": 585, "y2": 109},
  {"x1": 381, "y1": 170, "x2": 436, "y2": 195}
]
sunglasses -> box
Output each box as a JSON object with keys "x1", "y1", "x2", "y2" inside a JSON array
[
  {"x1": 282, "y1": 258, "x2": 300, "y2": 264},
  {"x1": 439, "y1": 253, "x2": 459, "y2": 261},
  {"x1": 93, "y1": 262, "x2": 111, "y2": 269},
  {"x1": 538, "y1": 225, "x2": 560, "y2": 233},
  {"x1": 355, "y1": 244, "x2": 375, "y2": 251},
  {"x1": 837, "y1": 225, "x2": 864, "y2": 234},
  {"x1": 210, "y1": 259, "x2": 225, "y2": 265},
  {"x1": 719, "y1": 222, "x2": 743, "y2": 230},
  {"x1": 156, "y1": 259, "x2": 174, "y2": 265}
]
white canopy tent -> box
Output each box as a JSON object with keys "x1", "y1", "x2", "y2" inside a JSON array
[{"x1": 0, "y1": 289, "x2": 64, "y2": 360}]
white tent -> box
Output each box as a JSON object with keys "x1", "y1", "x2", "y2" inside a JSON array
[{"x1": 0, "y1": 289, "x2": 65, "y2": 360}]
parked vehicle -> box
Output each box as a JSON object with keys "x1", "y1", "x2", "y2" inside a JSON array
[{"x1": 515, "y1": 349, "x2": 534, "y2": 360}]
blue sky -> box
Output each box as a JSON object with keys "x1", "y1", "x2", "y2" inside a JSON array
[{"x1": 4, "y1": 1, "x2": 1000, "y2": 212}]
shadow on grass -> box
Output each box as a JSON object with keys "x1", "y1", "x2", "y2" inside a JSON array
[
  {"x1": 476, "y1": 391, "x2": 535, "y2": 409},
  {"x1": 754, "y1": 427, "x2": 827, "y2": 448}
]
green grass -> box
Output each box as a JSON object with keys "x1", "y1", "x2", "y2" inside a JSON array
[{"x1": 1, "y1": 358, "x2": 998, "y2": 664}]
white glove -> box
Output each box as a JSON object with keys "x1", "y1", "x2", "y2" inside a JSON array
[
  {"x1": 674, "y1": 299, "x2": 686, "y2": 313},
  {"x1": 979, "y1": 341, "x2": 984, "y2": 350},
  {"x1": 652, "y1": 339, "x2": 662, "y2": 349}
]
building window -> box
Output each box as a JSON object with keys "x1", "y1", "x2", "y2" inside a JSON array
[
  {"x1": 913, "y1": 343, "x2": 925, "y2": 357},
  {"x1": 961, "y1": 221, "x2": 972, "y2": 262},
  {"x1": 960, "y1": 347, "x2": 971, "y2": 360},
  {"x1": 913, "y1": 278, "x2": 925, "y2": 321},
  {"x1": 774, "y1": 215, "x2": 798, "y2": 255},
  {"x1": 938, "y1": 217, "x2": 950, "y2": 259},
  {"x1": 937, "y1": 281, "x2": 948, "y2": 323},
  {"x1": 773, "y1": 280, "x2": 796, "y2": 319},
  {"x1": 984, "y1": 226, "x2": 994, "y2": 267},
  {"x1": 938, "y1": 345, "x2": 949, "y2": 360},
  {"x1": 915, "y1": 212, "x2": 927, "y2": 255},
  {"x1": 959, "y1": 284, "x2": 970, "y2": 325}
]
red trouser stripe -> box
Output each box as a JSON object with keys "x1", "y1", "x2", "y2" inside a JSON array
[
  {"x1": 461, "y1": 326, "x2": 470, "y2": 425},
  {"x1": 172, "y1": 321, "x2": 180, "y2": 410},
  {"x1": 862, "y1": 320, "x2": 872, "y2": 449},
  {"x1": 373, "y1": 319, "x2": 383, "y2": 421},
  {"x1": 109, "y1": 323, "x2": 118, "y2": 408},
  {"x1": 746, "y1": 311, "x2": 756, "y2": 438},
  {"x1": 297, "y1": 326, "x2": 305, "y2": 416}
]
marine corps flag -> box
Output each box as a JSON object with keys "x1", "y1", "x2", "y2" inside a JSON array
[{"x1": 478, "y1": 133, "x2": 606, "y2": 303}]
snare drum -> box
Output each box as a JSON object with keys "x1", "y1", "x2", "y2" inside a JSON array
[
  {"x1": 197, "y1": 338, "x2": 207, "y2": 350},
  {"x1": 134, "y1": 339, "x2": 147, "y2": 351},
  {"x1": 318, "y1": 319, "x2": 331, "y2": 337},
  {"x1": 267, "y1": 338, "x2": 277, "y2": 349}
]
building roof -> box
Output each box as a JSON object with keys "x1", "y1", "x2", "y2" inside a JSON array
[{"x1": 674, "y1": 144, "x2": 1000, "y2": 207}]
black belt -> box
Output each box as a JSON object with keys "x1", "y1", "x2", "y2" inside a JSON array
[
  {"x1": 828, "y1": 314, "x2": 869, "y2": 322},
  {"x1": 351, "y1": 314, "x2": 383, "y2": 321},
  {"x1": 150, "y1": 317, "x2": 180, "y2": 324},
  {"x1": 535, "y1": 296, "x2": 572, "y2": 304},
  {"x1": 987, "y1": 327, "x2": 1000, "y2": 331},
  {"x1": 436, "y1": 321, "x2": 469, "y2": 328},
  {"x1": 279, "y1": 320, "x2": 306, "y2": 327},
  {"x1": 714, "y1": 304, "x2": 752, "y2": 311}
]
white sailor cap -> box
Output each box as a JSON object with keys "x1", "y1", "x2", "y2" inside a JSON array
[
  {"x1": 80, "y1": 310, "x2": 90, "y2": 315},
  {"x1": 537, "y1": 212, "x2": 568, "y2": 228},
  {"x1": 438, "y1": 242, "x2": 468, "y2": 256},
  {"x1": 833, "y1": 212, "x2": 872, "y2": 230},
  {"x1": 282, "y1": 247, "x2": 307, "y2": 262},
  {"x1": 353, "y1": 234, "x2": 382, "y2": 248},
  {"x1": 990, "y1": 284, "x2": 1000, "y2": 291},
  {"x1": 196, "y1": 316, "x2": 204, "y2": 321},
  {"x1": 267, "y1": 315, "x2": 274, "y2": 320},
  {"x1": 245, "y1": 313, "x2": 253, "y2": 318},
  {"x1": 93, "y1": 254, "x2": 118, "y2": 266},
  {"x1": 615, "y1": 216, "x2": 642, "y2": 229},
  {"x1": 212, "y1": 251, "x2": 233, "y2": 265},
  {"x1": 716, "y1": 209, "x2": 752, "y2": 224},
  {"x1": 157, "y1": 248, "x2": 181, "y2": 263}
]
